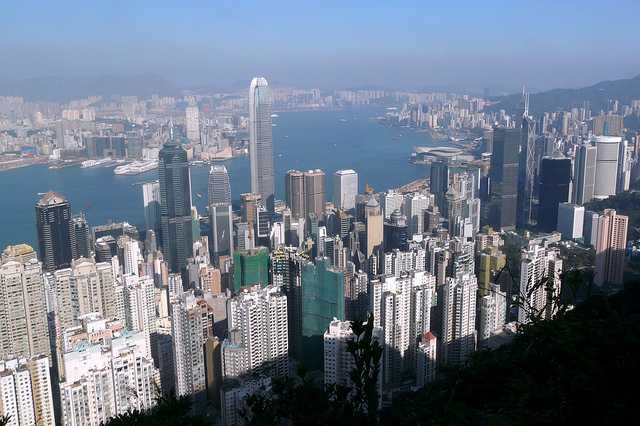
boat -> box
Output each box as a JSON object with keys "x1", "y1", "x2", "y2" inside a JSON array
[
  {"x1": 196, "y1": 193, "x2": 203, "y2": 198},
  {"x1": 81, "y1": 158, "x2": 112, "y2": 168},
  {"x1": 271, "y1": 114, "x2": 279, "y2": 118},
  {"x1": 339, "y1": 118, "x2": 348, "y2": 122},
  {"x1": 114, "y1": 160, "x2": 158, "y2": 175}
]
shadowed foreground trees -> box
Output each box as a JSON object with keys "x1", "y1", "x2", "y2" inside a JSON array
[{"x1": 102, "y1": 283, "x2": 640, "y2": 425}]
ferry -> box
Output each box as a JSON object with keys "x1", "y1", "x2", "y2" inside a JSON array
[
  {"x1": 114, "y1": 160, "x2": 158, "y2": 175},
  {"x1": 81, "y1": 158, "x2": 112, "y2": 168},
  {"x1": 271, "y1": 114, "x2": 279, "y2": 118}
]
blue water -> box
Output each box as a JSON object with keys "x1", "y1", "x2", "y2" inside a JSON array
[{"x1": 0, "y1": 107, "x2": 435, "y2": 248}]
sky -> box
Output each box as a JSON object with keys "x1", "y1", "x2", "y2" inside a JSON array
[{"x1": 1, "y1": 0, "x2": 639, "y2": 93}]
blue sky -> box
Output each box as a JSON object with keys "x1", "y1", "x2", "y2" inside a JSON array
[{"x1": 2, "y1": 0, "x2": 639, "y2": 93}]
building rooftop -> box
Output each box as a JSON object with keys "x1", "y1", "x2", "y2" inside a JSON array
[{"x1": 37, "y1": 191, "x2": 67, "y2": 207}]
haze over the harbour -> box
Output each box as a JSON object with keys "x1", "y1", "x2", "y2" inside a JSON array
[{"x1": 2, "y1": 0, "x2": 639, "y2": 94}]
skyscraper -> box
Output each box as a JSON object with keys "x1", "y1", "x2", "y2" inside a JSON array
[
  {"x1": 172, "y1": 291, "x2": 215, "y2": 399},
  {"x1": 441, "y1": 272, "x2": 478, "y2": 366},
  {"x1": 333, "y1": 169, "x2": 358, "y2": 211},
  {"x1": 0, "y1": 247, "x2": 50, "y2": 360},
  {"x1": 557, "y1": 203, "x2": 585, "y2": 240},
  {"x1": 324, "y1": 319, "x2": 383, "y2": 392},
  {"x1": 210, "y1": 203, "x2": 234, "y2": 263},
  {"x1": 249, "y1": 77, "x2": 275, "y2": 212},
  {"x1": 71, "y1": 213, "x2": 91, "y2": 259},
  {"x1": 301, "y1": 258, "x2": 344, "y2": 369},
  {"x1": 185, "y1": 105, "x2": 200, "y2": 142},
  {"x1": 538, "y1": 156, "x2": 572, "y2": 232},
  {"x1": 159, "y1": 136, "x2": 194, "y2": 273},
  {"x1": 517, "y1": 95, "x2": 536, "y2": 229},
  {"x1": 593, "y1": 136, "x2": 621, "y2": 199},
  {"x1": 573, "y1": 142, "x2": 597, "y2": 204},
  {"x1": 430, "y1": 159, "x2": 450, "y2": 212},
  {"x1": 222, "y1": 285, "x2": 289, "y2": 380},
  {"x1": 35, "y1": 191, "x2": 73, "y2": 271},
  {"x1": 142, "y1": 181, "x2": 161, "y2": 233},
  {"x1": 304, "y1": 169, "x2": 326, "y2": 219},
  {"x1": 285, "y1": 170, "x2": 305, "y2": 219},
  {"x1": 0, "y1": 356, "x2": 55, "y2": 426},
  {"x1": 371, "y1": 271, "x2": 435, "y2": 386},
  {"x1": 208, "y1": 165, "x2": 231, "y2": 205},
  {"x1": 489, "y1": 128, "x2": 520, "y2": 231},
  {"x1": 594, "y1": 209, "x2": 628, "y2": 287},
  {"x1": 518, "y1": 242, "x2": 562, "y2": 323}
]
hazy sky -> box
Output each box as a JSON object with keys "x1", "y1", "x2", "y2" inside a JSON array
[{"x1": 2, "y1": 0, "x2": 639, "y2": 93}]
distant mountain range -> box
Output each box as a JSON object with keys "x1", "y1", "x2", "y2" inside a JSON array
[
  {"x1": 0, "y1": 73, "x2": 177, "y2": 102},
  {"x1": 491, "y1": 74, "x2": 640, "y2": 115}
]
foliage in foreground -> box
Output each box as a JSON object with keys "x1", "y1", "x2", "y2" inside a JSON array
[
  {"x1": 102, "y1": 394, "x2": 207, "y2": 426},
  {"x1": 383, "y1": 282, "x2": 640, "y2": 425}
]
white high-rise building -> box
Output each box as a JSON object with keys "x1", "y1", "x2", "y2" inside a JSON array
[
  {"x1": 573, "y1": 143, "x2": 597, "y2": 204},
  {"x1": 0, "y1": 356, "x2": 55, "y2": 426},
  {"x1": 142, "y1": 181, "x2": 161, "y2": 232},
  {"x1": 333, "y1": 169, "x2": 358, "y2": 211},
  {"x1": 382, "y1": 190, "x2": 405, "y2": 220},
  {"x1": 123, "y1": 275, "x2": 157, "y2": 340},
  {"x1": 616, "y1": 139, "x2": 632, "y2": 193},
  {"x1": 383, "y1": 248, "x2": 426, "y2": 277},
  {"x1": 185, "y1": 105, "x2": 200, "y2": 142},
  {"x1": 171, "y1": 291, "x2": 214, "y2": 398},
  {"x1": 249, "y1": 77, "x2": 275, "y2": 211},
  {"x1": 518, "y1": 242, "x2": 563, "y2": 324},
  {"x1": 54, "y1": 258, "x2": 118, "y2": 329},
  {"x1": 441, "y1": 272, "x2": 478, "y2": 366},
  {"x1": 371, "y1": 271, "x2": 435, "y2": 386},
  {"x1": 121, "y1": 237, "x2": 142, "y2": 276},
  {"x1": 222, "y1": 285, "x2": 288, "y2": 380},
  {"x1": 593, "y1": 136, "x2": 621, "y2": 199},
  {"x1": 59, "y1": 326, "x2": 156, "y2": 425},
  {"x1": 0, "y1": 252, "x2": 50, "y2": 360},
  {"x1": 324, "y1": 318, "x2": 383, "y2": 392},
  {"x1": 583, "y1": 210, "x2": 600, "y2": 247},
  {"x1": 415, "y1": 331, "x2": 437, "y2": 388},
  {"x1": 556, "y1": 202, "x2": 585, "y2": 240},
  {"x1": 478, "y1": 283, "x2": 507, "y2": 343},
  {"x1": 402, "y1": 192, "x2": 431, "y2": 235}
]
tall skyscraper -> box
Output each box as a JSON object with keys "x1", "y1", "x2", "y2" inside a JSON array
[
  {"x1": 538, "y1": 156, "x2": 572, "y2": 232},
  {"x1": 517, "y1": 94, "x2": 536, "y2": 229},
  {"x1": 172, "y1": 291, "x2": 215, "y2": 399},
  {"x1": 557, "y1": 203, "x2": 585, "y2": 240},
  {"x1": 249, "y1": 77, "x2": 275, "y2": 212},
  {"x1": 616, "y1": 139, "x2": 632, "y2": 193},
  {"x1": 371, "y1": 271, "x2": 435, "y2": 386},
  {"x1": 222, "y1": 285, "x2": 288, "y2": 380},
  {"x1": 142, "y1": 181, "x2": 161, "y2": 233},
  {"x1": 364, "y1": 197, "x2": 384, "y2": 258},
  {"x1": 489, "y1": 128, "x2": 520, "y2": 231},
  {"x1": 159, "y1": 136, "x2": 194, "y2": 273},
  {"x1": 301, "y1": 258, "x2": 344, "y2": 369},
  {"x1": 324, "y1": 319, "x2": 383, "y2": 391},
  {"x1": 0, "y1": 247, "x2": 50, "y2": 360},
  {"x1": 304, "y1": 169, "x2": 326, "y2": 219},
  {"x1": 71, "y1": 213, "x2": 91, "y2": 260},
  {"x1": 593, "y1": 136, "x2": 621, "y2": 199},
  {"x1": 518, "y1": 242, "x2": 562, "y2": 323},
  {"x1": 185, "y1": 105, "x2": 200, "y2": 142},
  {"x1": 333, "y1": 169, "x2": 358, "y2": 211},
  {"x1": 594, "y1": 209, "x2": 628, "y2": 287},
  {"x1": 0, "y1": 356, "x2": 55, "y2": 426},
  {"x1": 35, "y1": 191, "x2": 73, "y2": 272},
  {"x1": 573, "y1": 143, "x2": 597, "y2": 204},
  {"x1": 208, "y1": 165, "x2": 232, "y2": 205},
  {"x1": 441, "y1": 272, "x2": 477, "y2": 366},
  {"x1": 285, "y1": 170, "x2": 305, "y2": 219},
  {"x1": 430, "y1": 159, "x2": 450, "y2": 213},
  {"x1": 403, "y1": 192, "x2": 430, "y2": 235},
  {"x1": 210, "y1": 203, "x2": 234, "y2": 263}
]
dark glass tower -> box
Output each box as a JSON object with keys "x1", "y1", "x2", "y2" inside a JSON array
[
  {"x1": 384, "y1": 209, "x2": 409, "y2": 252},
  {"x1": 517, "y1": 97, "x2": 536, "y2": 229},
  {"x1": 538, "y1": 156, "x2": 572, "y2": 232},
  {"x1": 35, "y1": 191, "x2": 73, "y2": 271},
  {"x1": 489, "y1": 127, "x2": 520, "y2": 231},
  {"x1": 159, "y1": 136, "x2": 194, "y2": 273}
]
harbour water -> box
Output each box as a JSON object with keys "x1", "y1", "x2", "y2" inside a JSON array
[{"x1": 0, "y1": 107, "x2": 436, "y2": 248}]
